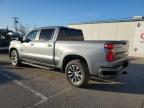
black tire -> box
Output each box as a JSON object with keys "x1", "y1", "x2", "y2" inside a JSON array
[
  {"x1": 65, "y1": 60, "x2": 89, "y2": 87},
  {"x1": 10, "y1": 50, "x2": 21, "y2": 66}
]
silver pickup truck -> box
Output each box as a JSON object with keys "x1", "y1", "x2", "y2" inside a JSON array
[{"x1": 9, "y1": 26, "x2": 129, "y2": 87}]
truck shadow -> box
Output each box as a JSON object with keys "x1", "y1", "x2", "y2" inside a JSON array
[
  {"x1": 0, "y1": 61, "x2": 39, "y2": 70},
  {"x1": 0, "y1": 49, "x2": 9, "y2": 54},
  {"x1": 0, "y1": 70, "x2": 24, "y2": 85},
  {"x1": 86, "y1": 63, "x2": 144, "y2": 95}
]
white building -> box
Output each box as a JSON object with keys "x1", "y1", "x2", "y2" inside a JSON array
[{"x1": 69, "y1": 16, "x2": 144, "y2": 57}]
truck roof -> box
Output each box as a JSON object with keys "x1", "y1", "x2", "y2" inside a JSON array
[
  {"x1": 33, "y1": 26, "x2": 81, "y2": 31},
  {"x1": 33, "y1": 26, "x2": 68, "y2": 30}
]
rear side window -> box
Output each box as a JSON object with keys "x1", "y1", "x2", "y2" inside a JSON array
[
  {"x1": 57, "y1": 28, "x2": 84, "y2": 41},
  {"x1": 39, "y1": 29, "x2": 55, "y2": 41}
]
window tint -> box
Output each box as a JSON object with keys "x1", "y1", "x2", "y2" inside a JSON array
[
  {"x1": 25, "y1": 30, "x2": 38, "y2": 41},
  {"x1": 58, "y1": 28, "x2": 84, "y2": 41},
  {"x1": 39, "y1": 29, "x2": 55, "y2": 41}
]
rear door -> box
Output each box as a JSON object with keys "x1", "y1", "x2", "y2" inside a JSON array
[{"x1": 34, "y1": 28, "x2": 55, "y2": 65}]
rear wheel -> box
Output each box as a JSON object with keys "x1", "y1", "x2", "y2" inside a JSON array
[
  {"x1": 65, "y1": 60, "x2": 89, "y2": 87},
  {"x1": 10, "y1": 50, "x2": 21, "y2": 66}
]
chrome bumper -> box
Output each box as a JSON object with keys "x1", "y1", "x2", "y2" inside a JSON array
[{"x1": 97, "y1": 61, "x2": 129, "y2": 78}]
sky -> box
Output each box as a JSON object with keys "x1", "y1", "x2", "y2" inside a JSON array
[{"x1": 0, "y1": 0, "x2": 144, "y2": 30}]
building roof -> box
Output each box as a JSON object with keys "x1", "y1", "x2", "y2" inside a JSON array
[{"x1": 69, "y1": 17, "x2": 144, "y2": 25}]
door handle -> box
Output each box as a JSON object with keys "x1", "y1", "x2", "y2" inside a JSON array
[
  {"x1": 47, "y1": 44, "x2": 52, "y2": 47},
  {"x1": 30, "y1": 43, "x2": 34, "y2": 46}
]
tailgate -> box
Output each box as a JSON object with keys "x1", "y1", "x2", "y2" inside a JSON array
[{"x1": 113, "y1": 41, "x2": 129, "y2": 60}]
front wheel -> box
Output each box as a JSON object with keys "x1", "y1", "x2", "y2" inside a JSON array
[
  {"x1": 65, "y1": 60, "x2": 89, "y2": 87},
  {"x1": 10, "y1": 50, "x2": 21, "y2": 66}
]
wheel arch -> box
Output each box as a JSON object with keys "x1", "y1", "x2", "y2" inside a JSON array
[{"x1": 62, "y1": 54, "x2": 89, "y2": 73}]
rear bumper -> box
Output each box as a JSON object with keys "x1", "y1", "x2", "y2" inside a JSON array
[
  {"x1": 97, "y1": 59, "x2": 129, "y2": 79},
  {"x1": 109, "y1": 56, "x2": 129, "y2": 67}
]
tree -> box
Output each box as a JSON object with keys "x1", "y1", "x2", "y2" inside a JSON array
[{"x1": 17, "y1": 23, "x2": 30, "y2": 36}]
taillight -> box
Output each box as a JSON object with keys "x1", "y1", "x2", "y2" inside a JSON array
[
  {"x1": 104, "y1": 43, "x2": 113, "y2": 49},
  {"x1": 106, "y1": 50, "x2": 114, "y2": 62},
  {"x1": 104, "y1": 43, "x2": 114, "y2": 62}
]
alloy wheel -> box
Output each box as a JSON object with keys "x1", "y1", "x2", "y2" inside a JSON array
[{"x1": 67, "y1": 64, "x2": 83, "y2": 85}]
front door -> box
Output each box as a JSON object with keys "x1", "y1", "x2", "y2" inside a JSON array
[{"x1": 21, "y1": 30, "x2": 38, "y2": 61}]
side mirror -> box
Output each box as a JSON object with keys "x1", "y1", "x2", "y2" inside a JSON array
[
  {"x1": 23, "y1": 38, "x2": 31, "y2": 43},
  {"x1": 18, "y1": 36, "x2": 23, "y2": 43}
]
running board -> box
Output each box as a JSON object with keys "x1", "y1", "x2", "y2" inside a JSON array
[{"x1": 21, "y1": 61, "x2": 55, "y2": 70}]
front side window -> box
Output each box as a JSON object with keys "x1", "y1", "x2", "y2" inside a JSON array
[
  {"x1": 39, "y1": 29, "x2": 55, "y2": 41},
  {"x1": 25, "y1": 30, "x2": 38, "y2": 42}
]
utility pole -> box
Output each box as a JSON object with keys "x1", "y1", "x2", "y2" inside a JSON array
[
  {"x1": 12, "y1": 17, "x2": 19, "y2": 33},
  {"x1": 6, "y1": 25, "x2": 8, "y2": 30}
]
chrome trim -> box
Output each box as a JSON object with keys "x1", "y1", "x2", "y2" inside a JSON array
[{"x1": 98, "y1": 66, "x2": 128, "y2": 78}]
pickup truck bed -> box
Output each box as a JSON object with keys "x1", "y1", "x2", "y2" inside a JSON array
[{"x1": 55, "y1": 40, "x2": 129, "y2": 77}]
